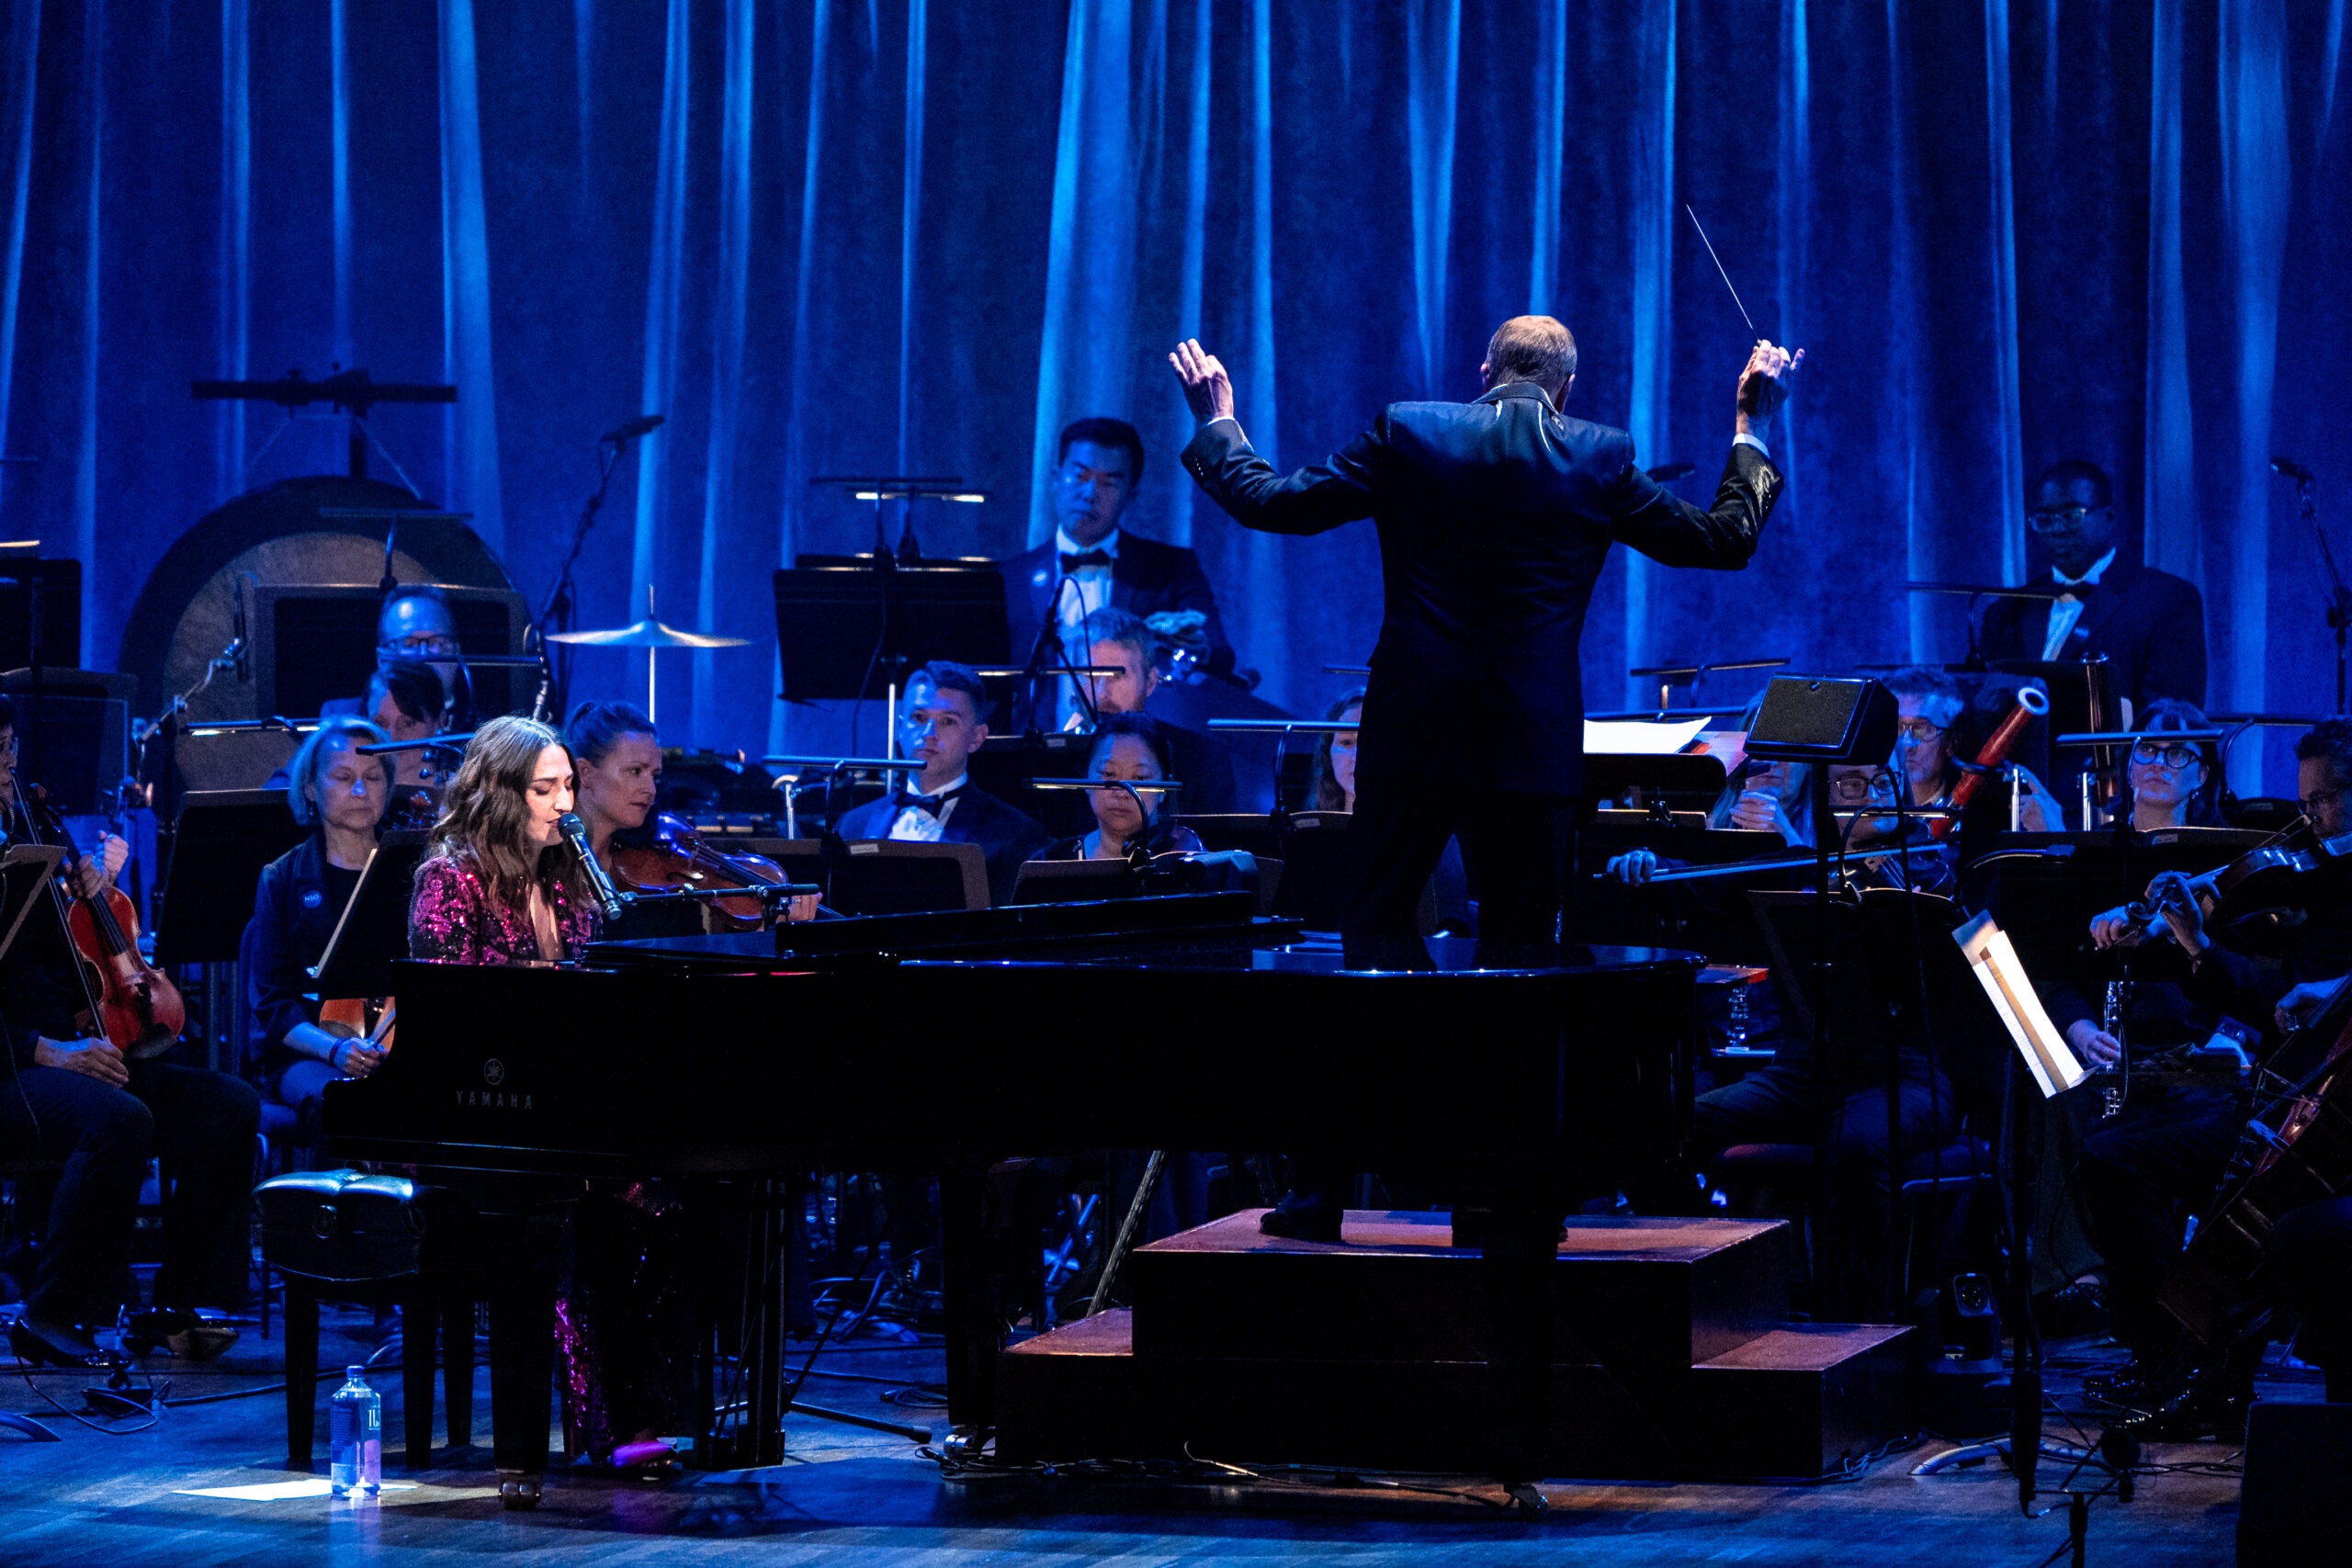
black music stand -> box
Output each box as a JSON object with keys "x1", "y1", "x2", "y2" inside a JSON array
[
  {"x1": 1009, "y1": 859, "x2": 1134, "y2": 905},
  {"x1": 1580, "y1": 752, "x2": 1730, "y2": 815},
  {"x1": 754, "y1": 838, "x2": 987, "y2": 916},
  {"x1": 153, "y1": 790, "x2": 309, "y2": 966},
  {"x1": 773, "y1": 560, "x2": 1009, "y2": 705},
  {"x1": 1571, "y1": 820, "x2": 1789, "y2": 964},
  {"x1": 311, "y1": 835, "x2": 430, "y2": 999}
]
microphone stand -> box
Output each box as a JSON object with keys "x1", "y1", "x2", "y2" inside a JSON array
[
  {"x1": 2290, "y1": 474, "x2": 2351, "y2": 716},
  {"x1": 532, "y1": 435, "x2": 634, "y2": 724}
]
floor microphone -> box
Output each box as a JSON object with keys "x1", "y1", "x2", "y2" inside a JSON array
[
  {"x1": 559, "y1": 812, "x2": 627, "y2": 921},
  {"x1": 2272, "y1": 456, "x2": 2315, "y2": 484}
]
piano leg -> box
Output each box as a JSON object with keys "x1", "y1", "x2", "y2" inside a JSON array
[
  {"x1": 485, "y1": 1210, "x2": 562, "y2": 1508},
  {"x1": 743, "y1": 1179, "x2": 787, "y2": 1468},
  {"x1": 938, "y1": 1161, "x2": 998, "y2": 1444},
  {"x1": 400, "y1": 1295, "x2": 437, "y2": 1467},
  {"x1": 442, "y1": 1281, "x2": 475, "y2": 1450}
]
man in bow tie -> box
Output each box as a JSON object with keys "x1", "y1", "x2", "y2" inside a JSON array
[
  {"x1": 1978, "y1": 459, "x2": 2207, "y2": 712},
  {"x1": 831, "y1": 660, "x2": 1049, "y2": 907},
  {"x1": 1000, "y1": 416, "x2": 1236, "y2": 728}
]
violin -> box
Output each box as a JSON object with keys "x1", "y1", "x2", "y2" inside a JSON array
[
  {"x1": 24, "y1": 782, "x2": 187, "y2": 1059},
  {"x1": 2120, "y1": 818, "x2": 2349, "y2": 942},
  {"x1": 608, "y1": 811, "x2": 793, "y2": 931}
]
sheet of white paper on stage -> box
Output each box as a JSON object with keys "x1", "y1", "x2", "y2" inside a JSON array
[
  {"x1": 177, "y1": 1479, "x2": 421, "y2": 1500},
  {"x1": 1583, "y1": 716, "x2": 1713, "y2": 755},
  {"x1": 1953, "y1": 909, "x2": 2086, "y2": 1098}
]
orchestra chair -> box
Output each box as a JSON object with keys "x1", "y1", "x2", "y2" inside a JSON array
[{"x1": 256, "y1": 1168, "x2": 481, "y2": 1471}]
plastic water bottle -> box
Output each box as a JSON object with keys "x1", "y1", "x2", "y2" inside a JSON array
[{"x1": 329, "y1": 1365, "x2": 382, "y2": 1496}]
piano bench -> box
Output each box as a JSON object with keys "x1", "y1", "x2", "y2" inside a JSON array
[{"x1": 256, "y1": 1169, "x2": 484, "y2": 1473}]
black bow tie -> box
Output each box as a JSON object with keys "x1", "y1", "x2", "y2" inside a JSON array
[
  {"x1": 1059, "y1": 549, "x2": 1114, "y2": 572},
  {"x1": 895, "y1": 786, "x2": 963, "y2": 818}
]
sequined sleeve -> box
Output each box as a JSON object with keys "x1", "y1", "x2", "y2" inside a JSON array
[{"x1": 408, "y1": 854, "x2": 488, "y2": 964}]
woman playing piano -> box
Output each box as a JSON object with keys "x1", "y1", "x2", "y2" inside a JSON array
[
  {"x1": 405, "y1": 714, "x2": 673, "y2": 1470},
  {"x1": 241, "y1": 716, "x2": 392, "y2": 1137},
  {"x1": 408, "y1": 716, "x2": 597, "y2": 965}
]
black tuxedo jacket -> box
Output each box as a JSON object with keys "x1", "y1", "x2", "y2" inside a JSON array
[
  {"x1": 834, "y1": 782, "x2": 1051, "y2": 908},
  {"x1": 1978, "y1": 557, "x2": 2207, "y2": 709},
  {"x1": 1001, "y1": 530, "x2": 1234, "y2": 678},
  {"x1": 1181, "y1": 383, "x2": 1780, "y2": 796}
]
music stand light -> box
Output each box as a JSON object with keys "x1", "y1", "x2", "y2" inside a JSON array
[{"x1": 1951, "y1": 909, "x2": 2086, "y2": 1098}]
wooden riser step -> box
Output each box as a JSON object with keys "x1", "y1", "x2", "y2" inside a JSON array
[
  {"x1": 1128, "y1": 1210, "x2": 1794, "y2": 1377},
  {"x1": 997, "y1": 1311, "x2": 1912, "y2": 1481}
]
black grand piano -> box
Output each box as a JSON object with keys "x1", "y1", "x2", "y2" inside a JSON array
[{"x1": 323, "y1": 891, "x2": 1701, "y2": 1502}]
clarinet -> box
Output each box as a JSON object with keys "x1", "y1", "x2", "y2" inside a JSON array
[{"x1": 2100, "y1": 979, "x2": 2129, "y2": 1118}]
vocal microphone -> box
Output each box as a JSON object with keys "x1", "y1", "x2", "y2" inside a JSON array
[
  {"x1": 558, "y1": 811, "x2": 628, "y2": 921},
  {"x1": 601, "y1": 413, "x2": 665, "y2": 445},
  {"x1": 2272, "y1": 456, "x2": 2316, "y2": 484}
]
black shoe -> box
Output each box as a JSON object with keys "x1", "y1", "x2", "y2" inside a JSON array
[
  {"x1": 122, "y1": 1306, "x2": 238, "y2": 1360},
  {"x1": 1259, "y1": 1194, "x2": 1343, "y2": 1244},
  {"x1": 2082, "y1": 1359, "x2": 2161, "y2": 1403},
  {"x1": 7, "y1": 1316, "x2": 125, "y2": 1371},
  {"x1": 2035, "y1": 1279, "x2": 2110, "y2": 1341}
]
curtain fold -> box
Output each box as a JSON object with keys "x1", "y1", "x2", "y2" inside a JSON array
[{"x1": 0, "y1": 1, "x2": 2344, "y2": 784}]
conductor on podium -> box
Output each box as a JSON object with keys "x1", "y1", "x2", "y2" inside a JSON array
[{"x1": 1172, "y1": 317, "x2": 1798, "y2": 971}]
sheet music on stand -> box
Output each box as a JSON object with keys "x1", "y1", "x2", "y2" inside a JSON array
[
  {"x1": 1953, "y1": 909, "x2": 2086, "y2": 1098},
  {"x1": 310, "y1": 834, "x2": 430, "y2": 999}
]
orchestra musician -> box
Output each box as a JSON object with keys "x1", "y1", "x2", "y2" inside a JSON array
[
  {"x1": 325, "y1": 584, "x2": 471, "y2": 730},
  {"x1": 831, "y1": 661, "x2": 1050, "y2": 907},
  {"x1": 1071, "y1": 607, "x2": 1240, "y2": 815},
  {"x1": 1002, "y1": 416, "x2": 1237, "y2": 723},
  {"x1": 1603, "y1": 693, "x2": 1815, "y2": 887},
  {"x1": 1311, "y1": 689, "x2": 1364, "y2": 811},
  {"x1": 1884, "y1": 665, "x2": 2064, "y2": 833},
  {"x1": 241, "y1": 716, "x2": 393, "y2": 1145},
  {"x1": 1977, "y1": 459, "x2": 2208, "y2": 709},
  {"x1": 0, "y1": 698, "x2": 260, "y2": 1367},
  {"x1": 366, "y1": 660, "x2": 450, "y2": 787},
  {"x1": 1036, "y1": 711, "x2": 1204, "y2": 863},
  {"x1": 2065, "y1": 718, "x2": 2352, "y2": 1432}
]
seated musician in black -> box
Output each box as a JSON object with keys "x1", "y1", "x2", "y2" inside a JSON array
[
  {"x1": 1073, "y1": 607, "x2": 1239, "y2": 815},
  {"x1": 2069, "y1": 718, "x2": 2352, "y2": 1428},
  {"x1": 1605, "y1": 693, "x2": 1815, "y2": 887},
  {"x1": 1037, "y1": 711, "x2": 1204, "y2": 864},
  {"x1": 1671, "y1": 756, "x2": 1968, "y2": 1310},
  {"x1": 833, "y1": 661, "x2": 1049, "y2": 907},
  {"x1": 242, "y1": 716, "x2": 393, "y2": 1145},
  {"x1": 0, "y1": 700, "x2": 261, "y2": 1366},
  {"x1": 1885, "y1": 665, "x2": 2064, "y2": 833}
]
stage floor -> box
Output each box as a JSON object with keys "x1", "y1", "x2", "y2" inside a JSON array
[{"x1": 0, "y1": 1300, "x2": 2261, "y2": 1566}]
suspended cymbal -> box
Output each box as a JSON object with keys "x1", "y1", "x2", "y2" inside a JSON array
[{"x1": 548, "y1": 616, "x2": 749, "y2": 649}]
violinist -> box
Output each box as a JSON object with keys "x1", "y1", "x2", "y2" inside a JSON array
[
  {"x1": 834, "y1": 661, "x2": 1049, "y2": 906},
  {"x1": 563, "y1": 700, "x2": 698, "y2": 941},
  {"x1": 367, "y1": 660, "x2": 450, "y2": 788},
  {"x1": 2067, "y1": 718, "x2": 2352, "y2": 1431},
  {"x1": 1036, "y1": 711, "x2": 1203, "y2": 864},
  {"x1": 241, "y1": 716, "x2": 392, "y2": 1143},
  {"x1": 0, "y1": 699, "x2": 260, "y2": 1367}
]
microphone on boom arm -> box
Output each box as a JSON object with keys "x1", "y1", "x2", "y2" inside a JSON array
[{"x1": 559, "y1": 811, "x2": 628, "y2": 922}]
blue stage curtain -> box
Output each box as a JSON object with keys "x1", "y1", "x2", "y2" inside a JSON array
[{"x1": 0, "y1": 1, "x2": 2346, "y2": 788}]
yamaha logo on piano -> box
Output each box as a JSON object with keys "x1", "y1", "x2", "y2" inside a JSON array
[{"x1": 455, "y1": 1057, "x2": 534, "y2": 1111}]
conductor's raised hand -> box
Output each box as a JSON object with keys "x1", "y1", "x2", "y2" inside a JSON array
[
  {"x1": 1736, "y1": 341, "x2": 1803, "y2": 428},
  {"x1": 1169, "y1": 340, "x2": 1237, "y2": 426}
]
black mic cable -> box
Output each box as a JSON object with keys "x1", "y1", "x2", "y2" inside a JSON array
[{"x1": 558, "y1": 811, "x2": 627, "y2": 921}]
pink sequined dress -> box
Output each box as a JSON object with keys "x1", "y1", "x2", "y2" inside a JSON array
[{"x1": 407, "y1": 852, "x2": 600, "y2": 964}]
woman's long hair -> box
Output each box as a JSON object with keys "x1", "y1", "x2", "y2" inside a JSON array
[
  {"x1": 426, "y1": 715, "x2": 589, "y2": 908},
  {"x1": 1311, "y1": 688, "x2": 1366, "y2": 812}
]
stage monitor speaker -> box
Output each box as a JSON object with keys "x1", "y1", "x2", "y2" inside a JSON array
[
  {"x1": 1744, "y1": 675, "x2": 1897, "y2": 765},
  {"x1": 2238, "y1": 1399, "x2": 2352, "y2": 1565}
]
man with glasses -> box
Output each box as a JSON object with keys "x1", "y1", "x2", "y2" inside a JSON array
[
  {"x1": 323, "y1": 586, "x2": 469, "y2": 730},
  {"x1": 1978, "y1": 459, "x2": 2206, "y2": 710}
]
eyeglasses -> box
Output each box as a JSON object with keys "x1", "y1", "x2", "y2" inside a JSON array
[
  {"x1": 2302, "y1": 785, "x2": 2347, "y2": 817},
  {"x1": 1895, "y1": 719, "x2": 1947, "y2": 743},
  {"x1": 2131, "y1": 740, "x2": 2204, "y2": 770},
  {"x1": 381, "y1": 634, "x2": 460, "y2": 658},
  {"x1": 2026, "y1": 504, "x2": 2109, "y2": 533},
  {"x1": 1828, "y1": 773, "x2": 1888, "y2": 803}
]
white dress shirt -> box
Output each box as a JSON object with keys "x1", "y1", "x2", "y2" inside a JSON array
[
  {"x1": 2041, "y1": 547, "x2": 2117, "y2": 660},
  {"x1": 887, "y1": 771, "x2": 968, "y2": 841}
]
